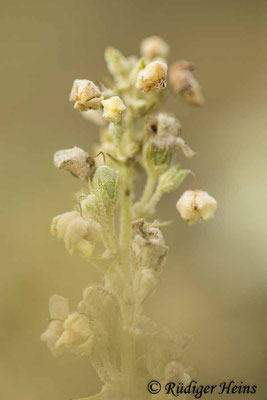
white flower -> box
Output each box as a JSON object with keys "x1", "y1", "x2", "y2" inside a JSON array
[
  {"x1": 53, "y1": 146, "x2": 94, "y2": 180},
  {"x1": 41, "y1": 295, "x2": 69, "y2": 357},
  {"x1": 51, "y1": 211, "x2": 101, "y2": 255},
  {"x1": 176, "y1": 190, "x2": 217, "y2": 224},
  {"x1": 136, "y1": 61, "x2": 168, "y2": 92},
  {"x1": 69, "y1": 79, "x2": 103, "y2": 111},
  {"x1": 56, "y1": 312, "x2": 94, "y2": 356},
  {"x1": 140, "y1": 36, "x2": 169, "y2": 60},
  {"x1": 101, "y1": 96, "x2": 126, "y2": 123},
  {"x1": 169, "y1": 61, "x2": 204, "y2": 106}
]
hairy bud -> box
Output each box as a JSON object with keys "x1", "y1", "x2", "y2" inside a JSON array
[
  {"x1": 54, "y1": 146, "x2": 95, "y2": 180},
  {"x1": 101, "y1": 96, "x2": 126, "y2": 123},
  {"x1": 136, "y1": 61, "x2": 168, "y2": 92},
  {"x1": 92, "y1": 165, "x2": 120, "y2": 207},
  {"x1": 69, "y1": 79, "x2": 103, "y2": 111},
  {"x1": 176, "y1": 190, "x2": 217, "y2": 224}
]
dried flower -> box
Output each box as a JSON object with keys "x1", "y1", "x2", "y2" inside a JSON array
[
  {"x1": 69, "y1": 79, "x2": 103, "y2": 111},
  {"x1": 140, "y1": 36, "x2": 169, "y2": 60},
  {"x1": 53, "y1": 146, "x2": 95, "y2": 180},
  {"x1": 101, "y1": 96, "x2": 126, "y2": 123},
  {"x1": 132, "y1": 219, "x2": 168, "y2": 273},
  {"x1": 169, "y1": 61, "x2": 204, "y2": 105},
  {"x1": 41, "y1": 295, "x2": 69, "y2": 356},
  {"x1": 136, "y1": 61, "x2": 168, "y2": 92},
  {"x1": 176, "y1": 190, "x2": 217, "y2": 224}
]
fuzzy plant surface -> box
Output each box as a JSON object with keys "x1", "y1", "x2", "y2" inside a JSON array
[{"x1": 41, "y1": 36, "x2": 217, "y2": 400}]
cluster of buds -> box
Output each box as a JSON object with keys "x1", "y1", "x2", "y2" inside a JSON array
[{"x1": 42, "y1": 36, "x2": 218, "y2": 400}]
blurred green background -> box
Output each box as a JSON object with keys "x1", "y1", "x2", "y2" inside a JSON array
[{"x1": 1, "y1": 0, "x2": 267, "y2": 399}]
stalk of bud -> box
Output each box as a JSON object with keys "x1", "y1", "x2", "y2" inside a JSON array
[{"x1": 176, "y1": 190, "x2": 217, "y2": 224}]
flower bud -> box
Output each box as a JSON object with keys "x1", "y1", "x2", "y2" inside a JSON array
[
  {"x1": 176, "y1": 190, "x2": 217, "y2": 224},
  {"x1": 136, "y1": 61, "x2": 168, "y2": 93},
  {"x1": 56, "y1": 312, "x2": 94, "y2": 356},
  {"x1": 53, "y1": 146, "x2": 95, "y2": 180},
  {"x1": 41, "y1": 295, "x2": 69, "y2": 357},
  {"x1": 132, "y1": 219, "x2": 168, "y2": 273},
  {"x1": 80, "y1": 194, "x2": 100, "y2": 221},
  {"x1": 158, "y1": 165, "x2": 190, "y2": 193},
  {"x1": 140, "y1": 36, "x2": 169, "y2": 60},
  {"x1": 49, "y1": 294, "x2": 69, "y2": 321},
  {"x1": 169, "y1": 61, "x2": 204, "y2": 106},
  {"x1": 51, "y1": 211, "x2": 101, "y2": 255},
  {"x1": 69, "y1": 79, "x2": 103, "y2": 111},
  {"x1": 92, "y1": 165, "x2": 120, "y2": 207},
  {"x1": 143, "y1": 140, "x2": 171, "y2": 176},
  {"x1": 101, "y1": 96, "x2": 126, "y2": 123}
]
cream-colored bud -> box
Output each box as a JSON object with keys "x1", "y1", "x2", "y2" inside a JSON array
[
  {"x1": 69, "y1": 79, "x2": 103, "y2": 111},
  {"x1": 164, "y1": 360, "x2": 185, "y2": 381},
  {"x1": 57, "y1": 312, "x2": 94, "y2": 355},
  {"x1": 169, "y1": 61, "x2": 204, "y2": 106},
  {"x1": 49, "y1": 294, "x2": 69, "y2": 321},
  {"x1": 41, "y1": 320, "x2": 65, "y2": 357},
  {"x1": 136, "y1": 61, "x2": 168, "y2": 93},
  {"x1": 51, "y1": 211, "x2": 100, "y2": 255},
  {"x1": 158, "y1": 165, "x2": 190, "y2": 193},
  {"x1": 101, "y1": 96, "x2": 126, "y2": 123},
  {"x1": 41, "y1": 294, "x2": 69, "y2": 357},
  {"x1": 141, "y1": 36, "x2": 169, "y2": 60},
  {"x1": 53, "y1": 146, "x2": 95, "y2": 180},
  {"x1": 51, "y1": 211, "x2": 78, "y2": 239},
  {"x1": 176, "y1": 190, "x2": 217, "y2": 224}
]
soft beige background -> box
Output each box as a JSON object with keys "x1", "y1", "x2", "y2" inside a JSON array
[{"x1": 1, "y1": 0, "x2": 266, "y2": 399}]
